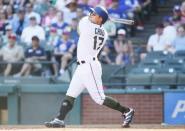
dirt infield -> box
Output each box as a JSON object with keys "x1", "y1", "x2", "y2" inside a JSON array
[{"x1": 0, "y1": 124, "x2": 185, "y2": 131}]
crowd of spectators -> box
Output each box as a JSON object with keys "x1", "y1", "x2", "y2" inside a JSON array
[
  {"x1": 144, "y1": 0, "x2": 185, "y2": 58},
  {"x1": 0, "y1": 0, "x2": 164, "y2": 77}
]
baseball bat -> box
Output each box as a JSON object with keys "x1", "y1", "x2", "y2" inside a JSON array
[{"x1": 110, "y1": 17, "x2": 135, "y2": 25}]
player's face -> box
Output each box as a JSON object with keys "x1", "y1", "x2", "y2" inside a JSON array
[{"x1": 89, "y1": 12, "x2": 103, "y2": 25}]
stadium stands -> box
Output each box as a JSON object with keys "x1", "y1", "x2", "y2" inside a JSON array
[{"x1": 0, "y1": 0, "x2": 184, "y2": 90}]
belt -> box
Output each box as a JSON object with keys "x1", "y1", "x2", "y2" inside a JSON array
[{"x1": 77, "y1": 57, "x2": 96, "y2": 65}]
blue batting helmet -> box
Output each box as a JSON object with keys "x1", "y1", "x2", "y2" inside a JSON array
[{"x1": 90, "y1": 6, "x2": 109, "y2": 24}]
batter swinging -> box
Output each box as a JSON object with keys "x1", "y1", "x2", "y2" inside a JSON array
[{"x1": 45, "y1": 6, "x2": 134, "y2": 128}]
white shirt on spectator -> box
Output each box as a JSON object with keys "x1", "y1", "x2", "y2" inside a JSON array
[
  {"x1": 21, "y1": 25, "x2": 45, "y2": 45},
  {"x1": 63, "y1": 9, "x2": 77, "y2": 24},
  {"x1": 171, "y1": 36, "x2": 185, "y2": 51},
  {"x1": 147, "y1": 34, "x2": 169, "y2": 51},
  {"x1": 0, "y1": 44, "x2": 24, "y2": 62},
  {"x1": 163, "y1": 25, "x2": 177, "y2": 45},
  {"x1": 27, "y1": 12, "x2": 41, "y2": 24},
  {"x1": 55, "y1": 0, "x2": 68, "y2": 11}
]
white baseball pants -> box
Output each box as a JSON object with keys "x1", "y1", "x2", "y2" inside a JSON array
[{"x1": 66, "y1": 60, "x2": 105, "y2": 105}]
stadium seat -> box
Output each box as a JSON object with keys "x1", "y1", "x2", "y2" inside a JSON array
[
  {"x1": 164, "y1": 58, "x2": 184, "y2": 73},
  {"x1": 151, "y1": 73, "x2": 177, "y2": 89},
  {"x1": 145, "y1": 51, "x2": 172, "y2": 61},
  {"x1": 176, "y1": 74, "x2": 185, "y2": 89},
  {"x1": 102, "y1": 64, "x2": 124, "y2": 83},
  {"x1": 139, "y1": 58, "x2": 161, "y2": 68},
  {"x1": 129, "y1": 66, "x2": 164, "y2": 74},
  {"x1": 126, "y1": 74, "x2": 152, "y2": 87},
  {"x1": 130, "y1": 67, "x2": 150, "y2": 74},
  {"x1": 174, "y1": 50, "x2": 185, "y2": 59},
  {"x1": 180, "y1": 66, "x2": 185, "y2": 74},
  {"x1": 150, "y1": 66, "x2": 177, "y2": 74},
  {"x1": 177, "y1": 74, "x2": 185, "y2": 85}
]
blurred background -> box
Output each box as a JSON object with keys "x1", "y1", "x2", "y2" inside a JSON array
[{"x1": 0, "y1": 0, "x2": 185, "y2": 126}]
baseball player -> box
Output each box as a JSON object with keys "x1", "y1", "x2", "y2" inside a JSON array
[{"x1": 45, "y1": 6, "x2": 134, "y2": 128}]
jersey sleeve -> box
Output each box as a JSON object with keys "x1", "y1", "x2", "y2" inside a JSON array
[{"x1": 78, "y1": 16, "x2": 88, "y2": 34}]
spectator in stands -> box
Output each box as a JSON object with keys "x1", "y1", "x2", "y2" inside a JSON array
[
  {"x1": 69, "y1": 18, "x2": 79, "y2": 45},
  {"x1": 21, "y1": 16, "x2": 45, "y2": 46},
  {"x1": 53, "y1": 30, "x2": 75, "y2": 76},
  {"x1": 63, "y1": 0, "x2": 78, "y2": 24},
  {"x1": 11, "y1": 8, "x2": 29, "y2": 37},
  {"x1": 76, "y1": 7, "x2": 85, "y2": 22},
  {"x1": 104, "y1": 19, "x2": 117, "y2": 40},
  {"x1": 101, "y1": 0, "x2": 113, "y2": 8},
  {"x1": 6, "y1": 5, "x2": 14, "y2": 23},
  {"x1": 108, "y1": 0, "x2": 126, "y2": 19},
  {"x1": 42, "y1": 7, "x2": 57, "y2": 27},
  {"x1": 170, "y1": 24, "x2": 185, "y2": 53},
  {"x1": 99, "y1": 45, "x2": 113, "y2": 64},
  {"x1": 88, "y1": 0, "x2": 105, "y2": 7},
  {"x1": 180, "y1": 1, "x2": 185, "y2": 24},
  {"x1": 114, "y1": 29, "x2": 128, "y2": 54},
  {"x1": 1, "y1": 24, "x2": 13, "y2": 45},
  {"x1": 108, "y1": 0, "x2": 134, "y2": 35},
  {"x1": 10, "y1": 0, "x2": 25, "y2": 12},
  {"x1": 46, "y1": 27, "x2": 59, "y2": 49},
  {"x1": 147, "y1": 24, "x2": 170, "y2": 52},
  {"x1": 103, "y1": 20, "x2": 116, "y2": 52},
  {"x1": 163, "y1": 16, "x2": 177, "y2": 45},
  {"x1": 51, "y1": 11, "x2": 69, "y2": 33},
  {"x1": 14, "y1": 36, "x2": 46, "y2": 77},
  {"x1": 0, "y1": 10, "x2": 8, "y2": 35},
  {"x1": 172, "y1": 4, "x2": 181, "y2": 25},
  {"x1": 54, "y1": 0, "x2": 68, "y2": 11},
  {"x1": 121, "y1": 0, "x2": 144, "y2": 30},
  {"x1": 78, "y1": 0, "x2": 92, "y2": 15},
  {"x1": 33, "y1": 0, "x2": 50, "y2": 16},
  {"x1": 99, "y1": 29, "x2": 127, "y2": 65},
  {"x1": 25, "y1": 3, "x2": 41, "y2": 24},
  {"x1": 98, "y1": 21, "x2": 119, "y2": 64},
  {"x1": 115, "y1": 40, "x2": 135, "y2": 66},
  {"x1": 46, "y1": 27, "x2": 59, "y2": 76},
  {"x1": 114, "y1": 29, "x2": 135, "y2": 65},
  {"x1": 82, "y1": 0, "x2": 101, "y2": 7},
  {"x1": 0, "y1": 34, "x2": 24, "y2": 76}
]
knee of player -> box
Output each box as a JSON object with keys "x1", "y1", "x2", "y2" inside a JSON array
[{"x1": 93, "y1": 97, "x2": 105, "y2": 105}]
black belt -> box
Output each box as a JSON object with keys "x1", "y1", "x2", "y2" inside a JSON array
[{"x1": 77, "y1": 57, "x2": 96, "y2": 65}]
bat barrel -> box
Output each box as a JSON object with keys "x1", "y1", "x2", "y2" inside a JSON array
[{"x1": 110, "y1": 17, "x2": 135, "y2": 25}]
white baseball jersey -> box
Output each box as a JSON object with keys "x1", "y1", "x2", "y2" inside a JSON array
[
  {"x1": 66, "y1": 16, "x2": 108, "y2": 105},
  {"x1": 77, "y1": 16, "x2": 108, "y2": 61}
]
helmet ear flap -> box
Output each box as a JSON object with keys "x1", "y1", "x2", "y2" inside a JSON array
[{"x1": 98, "y1": 16, "x2": 103, "y2": 24}]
